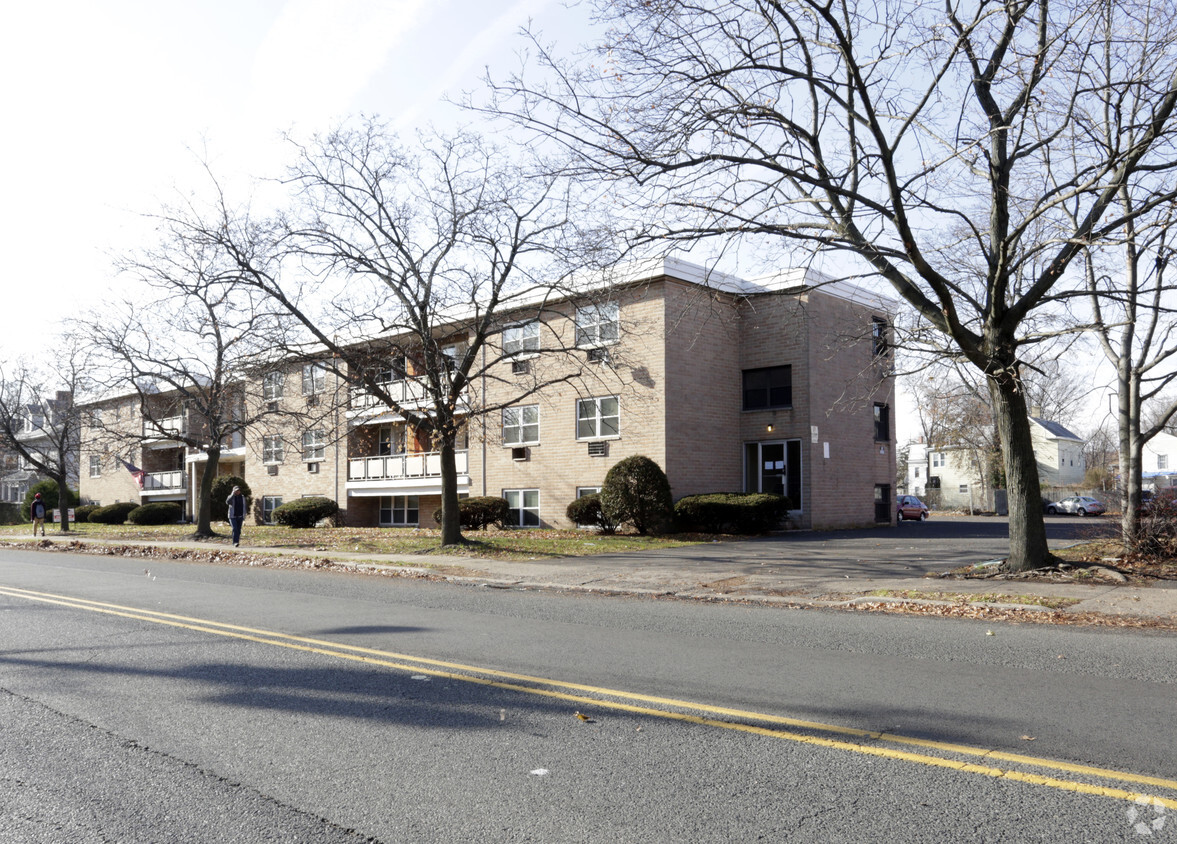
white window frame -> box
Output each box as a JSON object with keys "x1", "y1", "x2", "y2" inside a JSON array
[
  {"x1": 89, "y1": 455, "x2": 102, "y2": 478},
  {"x1": 576, "y1": 396, "x2": 620, "y2": 441},
  {"x1": 262, "y1": 496, "x2": 283, "y2": 524},
  {"x1": 1160, "y1": 454, "x2": 1170, "y2": 471},
  {"x1": 503, "y1": 320, "x2": 541, "y2": 357},
  {"x1": 502, "y1": 405, "x2": 540, "y2": 446},
  {"x1": 302, "y1": 430, "x2": 326, "y2": 462},
  {"x1": 575, "y1": 302, "x2": 619, "y2": 348},
  {"x1": 504, "y1": 488, "x2": 540, "y2": 527},
  {"x1": 576, "y1": 486, "x2": 601, "y2": 498},
  {"x1": 262, "y1": 435, "x2": 285, "y2": 464},
  {"x1": 301, "y1": 363, "x2": 326, "y2": 396},
  {"x1": 379, "y1": 494, "x2": 419, "y2": 526},
  {"x1": 263, "y1": 372, "x2": 284, "y2": 401}
]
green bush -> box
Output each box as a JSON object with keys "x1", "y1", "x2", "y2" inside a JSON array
[
  {"x1": 0, "y1": 502, "x2": 21, "y2": 525},
  {"x1": 88, "y1": 502, "x2": 141, "y2": 525},
  {"x1": 21, "y1": 480, "x2": 80, "y2": 521},
  {"x1": 209, "y1": 475, "x2": 252, "y2": 521},
  {"x1": 601, "y1": 455, "x2": 674, "y2": 535},
  {"x1": 674, "y1": 493, "x2": 790, "y2": 534},
  {"x1": 565, "y1": 493, "x2": 619, "y2": 534},
  {"x1": 74, "y1": 504, "x2": 100, "y2": 523},
  {"x1": 128, "y1": 502, "x2": 183, "y2": 526},
  {"x1": 272, "y1": 497, "x2": 340, "y2": 528},
  {"x1": 432, "y1": 497, "x2": 510, "y2": 530}
]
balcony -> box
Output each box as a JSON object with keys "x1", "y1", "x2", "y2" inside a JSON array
[
  {"x1": 142, "y1": 470, "x2": 186, "y2": 495},
  {"x1": 347, "y1": 380, "x2": 467, "y2": 421},
  {"x1": 346, "y1": 450, "x2": 470, "y2": 497},
  {"x1": 143, "y1": 415, "x2": 187, "y2": 445}
]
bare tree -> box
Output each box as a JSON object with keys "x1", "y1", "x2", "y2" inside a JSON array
[
  {"x1": 488, "y1": 0, "x2": 1177, "y2": 570},
  {"x1": 77, "y1": 211, "x2": 293, "y2": 539},
  {"x1": 202, "y1": 123, "x2": 613, "y2": 545},
  {"x1": 0, "y1": 338, "x2": 87, "y2": 532}
]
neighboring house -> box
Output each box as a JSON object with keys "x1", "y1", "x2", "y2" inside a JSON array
[
  {"x1": 915, "y1": 416, "x2": 1087, "y2": 510},
  {"x1": 1029, "y1": 417, "x2": 1086, "y2": 487},
  {"x1": 902, "y1": 441, "x2": 927, "y2": 496},
  {"x1": 78, "y1": 258, "x2": 897, "y2": 529},
  {"x1": 1, "y1": 391, "x2": 78, "y2": 505},
  {"x1": 1141, "y1": 431, "x2": 1177, "y2": 488}
]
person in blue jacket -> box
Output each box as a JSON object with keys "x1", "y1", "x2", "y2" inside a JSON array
[
  {"x1": 226, "y1": 486, "x2": 247, "y2": 547},
  {"x1": 30, "y1": 493, "x2": 47, "y2": 537}
]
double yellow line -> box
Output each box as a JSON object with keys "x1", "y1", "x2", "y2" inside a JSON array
[{"x1": 2, "y1": 583, "x2": 1176, "y2": 810}]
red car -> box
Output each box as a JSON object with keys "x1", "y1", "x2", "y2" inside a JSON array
[{"x1": 897, "y1": 495, "x2": 930, "y2": 521}]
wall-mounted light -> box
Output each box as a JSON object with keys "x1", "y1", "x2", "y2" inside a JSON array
[{"x1": 766, "y1": 424, "x2": 774, "y2": 433}]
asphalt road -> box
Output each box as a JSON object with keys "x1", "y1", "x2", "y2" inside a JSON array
[{"x1": 1, "y1": 545, "x2": 1173, "y2": 842}]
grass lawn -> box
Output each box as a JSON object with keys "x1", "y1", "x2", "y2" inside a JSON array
[{"x1": 0, "y1": 522, "x2": 713, "y2": 561}]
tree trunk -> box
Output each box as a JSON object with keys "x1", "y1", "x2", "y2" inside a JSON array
[
  {"x1": 192, "y1": 446, "x2": 221, "y2": 538},
  {"x1": 1119, "y1": 374, "x2": 1144, "y2": 551},
  {"x1": 55, "y1": 475, "x2": 71, "y2": 533},
  {"x1": 438, "y1": 437, "x2": 463, "y2": 547},
  {"x1": 988, "y1": 377, "x2": 1051, "y2": 572}
]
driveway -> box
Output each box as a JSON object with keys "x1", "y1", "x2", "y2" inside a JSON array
[{"x1": 551, "y1": 515, "x2": 1119, "y2": 587}]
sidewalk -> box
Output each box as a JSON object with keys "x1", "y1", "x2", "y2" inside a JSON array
[{"x1": 21, "y1": 534, "x2": 1177, "y2": 629}]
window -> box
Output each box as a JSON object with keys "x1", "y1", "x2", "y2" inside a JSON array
[
  {"x1": 577, "y1": 486, "x2": 601, "y2": 498},
  {"x1": 374, "y1": 355, "x2": 406, "y2": 384},
  {"x1": 959, "y1": 485, "x2": 969, "y2": 494},
  {"x1": 379, "y1": 495, "x2": 419, "y2": 526},
  {"x1": 262, "y1": 435, "x2": 284, "y2": 464},
  {"x1": 575, "y1": 302, "x2": 619, "y2": 347},
  {"x1": 503, "y1": 405, "x2": 539, "y2": 445},
  {"x1": 577, "y1": 396, "x2": 620, "y2": 440},
  {"x1": 262, "y1": 496, "x2": 283, "y2": 524},
  {"x1": 1160, "y1": 455, "x2": 1170, "y2": 471},
  {"x1": 873, "y1": 403, "x2": 890, "y2": 441},
  {"x1": 378, "y1": 425, "x2": 406, "y2": 456},
  {"x1": 301, "y1": 363, "x2": 326, "y2": 395},
  {"x1": 742, "y1": 366, "x2": 792, "y2": 410},
  {"x1": 263, "y1": 372, "x2": 284, "y2": 401},
  {"x1": 302, "y1": 430, "x2": 326, "y2": 461},
  {"x1": 914, "y1": 467, "x2": 921, "y2": 478},
  {"x1": 504, "y1": 489, "x2": 540, "y2": 527},
  {"x1": 89, "y1": 455, "x2": 102, "y2": 478},
  {"x1": 932, "y1": 452, "x2": 943, "y2": 468},
  {"x1": 871, "y1": 317, "x2": 889, "y2": 357},
  {"x1": 503, "y1": 321, "x2": 540, "y2": 356}
]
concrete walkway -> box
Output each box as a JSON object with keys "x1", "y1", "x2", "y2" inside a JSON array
[{"x1": 15, "y1": 526, "x2": 1177, "y2": 628}]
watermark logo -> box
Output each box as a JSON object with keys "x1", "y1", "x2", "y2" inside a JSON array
[{"x1": 1128, "y1": 795, "x2": 1168, "y2": 836}]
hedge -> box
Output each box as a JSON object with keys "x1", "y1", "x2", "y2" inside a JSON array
[
  {"x1": 565, "y1": 493, "x2": 619, "y2": 534},
  {"x1": 673, "y1": 493, "x2": 790, "y2": 534},
  {"x1": 272, "y1": 497, "x2": 340, "y2": 528},
  {"x1": 128, "y1": 502, "x2": 183, "y2": 526},
  {"x1": 432, "y1": 497, "x2": 510, "y2": 530},
  {"x1": 74, "y1": 504, "x2": 100, "y2": 523},
  {"x1": 88, "y1": 502, "x2": 141, "y2": 525}
]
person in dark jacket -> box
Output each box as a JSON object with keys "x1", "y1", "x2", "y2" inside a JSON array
[
  {"x1": 226, "y1": 486, "x2": 247, "y2": 547},
  {"x1": 30, "y1": 493, "x2": 47, "y2": 537}
]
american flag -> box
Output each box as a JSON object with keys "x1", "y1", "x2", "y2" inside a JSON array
[{"x1": 120, "y1": 459, "x2": 145, "y2": 489}]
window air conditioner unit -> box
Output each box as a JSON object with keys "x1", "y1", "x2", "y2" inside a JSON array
[
  {"x1": 307, "y1": 462, "x2": 320, "y2": 474},
  {"x1": 511, "y1": 446, "x2": 529, "y2": 461},
  {"x1": 267, "y1": 401, "x2": 279, "y2": 412},
  {"x1": 511, "y1": 359, "x2": 530, "y2": 375},
  {"x1": 306, "y1": 395, "x2": 319, "y2": 407},
  {"x1": 587, "y1": 441, "x2": 608, "y2": 457},
  {"x1": 586, "y1": 347, "x2": 609, "y2": 363},
  {"x1": 267, "y1": 465, "x2": 279, "y2": 476}
]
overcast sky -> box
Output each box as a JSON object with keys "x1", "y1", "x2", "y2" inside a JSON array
[{"x1": 0, "y1": 0, "x2": 581, "y2": 360}]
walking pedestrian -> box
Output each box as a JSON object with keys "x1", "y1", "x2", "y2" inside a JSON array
[
  {"x1": 226, "y1": 485, "x2": 247, "y2": 547},
  {"x1": 30, "y1": 493, "x2": 47, "y2": 537}
]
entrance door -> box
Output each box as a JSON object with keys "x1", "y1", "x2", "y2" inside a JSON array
[{"x1": 745, "y1": 440, "x2": 802, "y2": 510}]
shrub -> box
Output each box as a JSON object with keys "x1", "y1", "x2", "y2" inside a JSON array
[
  {"x1": 21, "y1": 480, "x2": 80, "y2": 521},
  {"x1": 209, "y1": 476, "x2": 252, "y2": 521},
  {"x1": 74, "y1": 504, "x2": 100, "y2": 523},
  {"x1": 674, "y1": 493, "x2": 790, "y2": 534},
  {"x1": 272, "y1": 497, "x2": 340, "y2": 528},
  {"x1": 601, "y1": 455, "x2": 674, "y2": 535},
  {"x1": 565, "y1": 493, "x2": 619, "y2": 534},
  {"x1": 432, "y1": 497, "x2": 511, "y2": 530},
  {"x1": 88, "y1": 502, "x2": 140, "y2": 525},
  {"x1": 128, "y1": 502, "x2": 183, "y2": 525},
  {"x1": 0, "y1": 502, "x2": 21, "y2": 525}
]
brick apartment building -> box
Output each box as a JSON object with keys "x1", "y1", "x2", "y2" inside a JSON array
[{"x1": 78, "y1": 259, "x2": 896, "y2": 530}]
